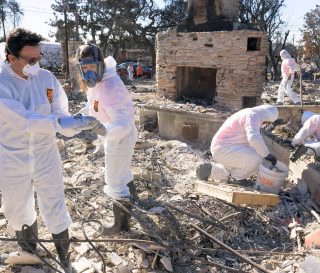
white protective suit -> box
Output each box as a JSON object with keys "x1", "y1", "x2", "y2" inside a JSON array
[
  {"x1": 0, "y1": 62, "x2": 74, "y2": 233},
  {"x1": 210, "y1": 105, "x2": 278, "y2": 181},
  {"x1": 277, "y1": 50, "x2": 301, "y2": 104},
  {"x1": 127, "y1": 64, "x2": 134, "y2": 81},
  {"x1": 292, "y1": 111, "x2": 320, "y2": 156},
  {"x1": 82, "y1": 56, "x2": 137, "y2": 200}
]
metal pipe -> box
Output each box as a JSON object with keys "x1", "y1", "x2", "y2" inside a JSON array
[{"x1": 0, "y1": 236, "x2": 165, "y2": 246}]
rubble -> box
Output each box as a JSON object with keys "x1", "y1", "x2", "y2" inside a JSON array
[
  {"x1": 1, "y1": 79, "x2": 320, "y2": 273},
  {"x1": 262, "y1": 80, "x2": 320, "y2": 105},
  {"x1": 262, "y1": 118, "x2": 301, "y2": 149}
]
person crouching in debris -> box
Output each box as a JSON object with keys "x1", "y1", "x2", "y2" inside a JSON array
[
  {"x1": 0, "y1": 28, "x2": 100, "y2": 272},
  {"x1": 76, "y1": 44, "x2": 137, "y2": 234},
  {"x1": 291, "y1": 111, "x2": 320, "y2": 158},
  {"x1": 196, "y1": 105, "x2": 279, "y2": 182},
  {"x1": 276, "y1": 49, "x2": 301, "y2": 105}
]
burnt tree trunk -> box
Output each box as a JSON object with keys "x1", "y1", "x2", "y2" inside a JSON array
[
  {"x1": 1, "y1": 7, "x2": 5, "y2": 39},
  {"x1": 268, "y1": 30, "x2": 289, "y2": 81},
  {"x1": 275, "y1": 30, "x2": 290, "y2": 75}
]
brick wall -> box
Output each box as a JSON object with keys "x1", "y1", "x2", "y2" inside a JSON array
[{"x1": 156, "y1": 30, "x2": 268, "y2": 111}]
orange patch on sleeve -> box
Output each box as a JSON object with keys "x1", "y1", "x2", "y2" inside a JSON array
[
  {"x1": 47, "y1": 88, "x2": 54, "y2": 103},
  {"x1": 94, "y1": 100, "x2": 99, "y2": 112}
]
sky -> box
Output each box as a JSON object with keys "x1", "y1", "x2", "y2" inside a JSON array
[{"x1": 15, "y1": 0, "x2": 319, "y2": 43}]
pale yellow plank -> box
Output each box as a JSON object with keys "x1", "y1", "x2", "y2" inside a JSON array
[{"x1": 195, "y1": 181, "x2": 279, "y2": 206}]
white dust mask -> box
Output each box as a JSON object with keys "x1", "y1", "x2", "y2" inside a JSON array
[{"x1": 22, "y1": 62, "x2": 40, "y2": 76}]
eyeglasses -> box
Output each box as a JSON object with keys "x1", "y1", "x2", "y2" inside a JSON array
[{"x1": 18, "y1": 53, "x2": 43, "y2": 65}]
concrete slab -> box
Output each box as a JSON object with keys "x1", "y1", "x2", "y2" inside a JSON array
[
  {"x1": 302, "y1": 163, "x2": 320, "y2": 205},
  {"x1": 139, "y1": 105, "x2": 227, "y2": 145},
  {"x1": 139, "y1": 104, "x2": 320, "y2": 146}
]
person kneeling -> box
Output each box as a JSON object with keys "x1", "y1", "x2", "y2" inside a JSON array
[{"x1": 197, "y1": 105, "x2": 279, "y2": 183}]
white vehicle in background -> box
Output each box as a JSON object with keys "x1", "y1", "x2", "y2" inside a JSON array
[{"x1": 40, "y1": 41, "x2": 62, "y2": 72}]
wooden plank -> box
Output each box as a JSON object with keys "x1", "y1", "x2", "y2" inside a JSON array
[
  {"x1": 195, "y1": 181, "x2": 279, "y2": 206},
  {"x1": 195, "y1": 181, "x2": 234, "y2": 203}
]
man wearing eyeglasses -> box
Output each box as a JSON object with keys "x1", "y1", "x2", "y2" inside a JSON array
[{"x1": 0, "y1": 28, "x2": 98, "y2": 272}]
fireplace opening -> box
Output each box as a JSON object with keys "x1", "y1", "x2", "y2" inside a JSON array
[{"x1": 176, "y1": 67, "x2": 217, "y2": 105}]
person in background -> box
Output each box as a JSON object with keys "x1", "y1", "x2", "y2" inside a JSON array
[
  {"x1": 292, "y1": 111, "x2": 320, "y2": 157},
  {"x1": 276, "y1": 49, "x2": 301, "y2": 105},
  {"x1": 197, "y1": 105, "x2": 279, "y2": 182},
  {"x1": 127, "y1": 63, "x2": 134, "y2": 81},
  {"x1": 0, "y1": 28, "x2": 99, "y2": 272},
  {"x1": 76, "y1": 44, "x2": 137, "y2": 234},
  {"x1": 136, "y1": 62, "x2": 143, "y2": 78}
]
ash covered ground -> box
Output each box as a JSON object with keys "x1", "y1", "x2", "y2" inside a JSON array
[{"x1": 1, "y1": 78, "x2": 320, "y2": 273}]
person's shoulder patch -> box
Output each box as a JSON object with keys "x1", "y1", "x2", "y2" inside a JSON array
[
  {"x1": 94, "y1": 100, "x2": 99, "y2": 112},
  {"x1": 47, "y1": 88, "x2": 54, "y2": 103}
]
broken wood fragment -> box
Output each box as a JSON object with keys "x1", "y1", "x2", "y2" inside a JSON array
[
  {"x1": 5, "y1": 251, "x2": 43, "y2": 265},
  {"x1": 132, "y1": 167, "x2": 161, "y2": 182},
  {"x1": 151, "y1": 250, "x2": 159, "y2": 269}
]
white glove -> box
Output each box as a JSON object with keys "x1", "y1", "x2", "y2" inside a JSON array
[
  {"x1": 58, "y1": 114, "x2": 99, "y2": 131},
  {"x1": 92, "y1": 123, "x2": 107, "y2": 136},
  {"x1": 291, "y1": 138, "x2": 302, "y2": 147}
]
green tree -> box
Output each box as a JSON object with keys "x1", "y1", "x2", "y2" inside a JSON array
[
  {"x1": 300, "y1": 5, "x2": 320, "y2": 66},
  {"x1": 49, "y1": 0, "x2": 186, "y2": 67},
  {"x1": 0, "y1": 0, "x2": 23, "y2": 39},
  {"x1": 49, "y1": 0, "x2": 79, "y2": 41}
]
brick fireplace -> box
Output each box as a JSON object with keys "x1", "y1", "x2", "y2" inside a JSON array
[{"x1": 156, "y1": 0, "x2": 268, "y2": 111}]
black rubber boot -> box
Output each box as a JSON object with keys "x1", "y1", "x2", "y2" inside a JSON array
[
  {"x1": 103, "y1": 199, "x2": 131, "y2": 235},
  {"x1": 15, "y1": 221, "x2": 38, "y2": 253},
  {"x1": 196, "y1": 163, "x2": 212, "y2": 181},
  {"x1": 127, "y1": 180, "x2": 137, "y2": 199},
  {"x1": 52, "y1": 229, "x2": 72, "y2": 273}
]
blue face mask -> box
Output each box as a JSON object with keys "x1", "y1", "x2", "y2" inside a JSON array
[{"x1": 83, "y1": 70, "x2": 100, "y2": 87}]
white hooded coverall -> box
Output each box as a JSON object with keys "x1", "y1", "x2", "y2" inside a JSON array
[
  {"x1": 82, "y1": 56, "x2": 137, "y2": 200},
  {"x1": 127, "y1": 64, "x2": 134, "y2": 81},
  {"x1": 277, "y1": 50, "x2": 301, "y2": 104},
  {"x1": 210, "y1": 105, "x2": 278, "y2": 181},
  {"x1": 0, "y1": 62, "x2": 73, "y2": 233},
  {"x1": 292, "y1": 113, "x2": 320, "y2": 156}
]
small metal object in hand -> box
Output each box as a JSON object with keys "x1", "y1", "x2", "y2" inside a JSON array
[{"x1": 290, "y1": 145, "x2": 308, "y2": 163}]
